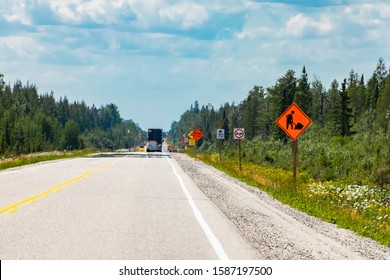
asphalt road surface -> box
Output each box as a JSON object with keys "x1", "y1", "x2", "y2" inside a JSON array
[{"x1": 0, "y1": 153, "x2": 257, "y2": 260}]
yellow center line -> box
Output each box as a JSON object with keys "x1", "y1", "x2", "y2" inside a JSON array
[{"x1": 0, "y1": 163, "x2": 110, "y2": 215}]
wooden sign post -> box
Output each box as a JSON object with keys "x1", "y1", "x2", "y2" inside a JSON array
[
  {"x1": 276, "y1": 103, "x2": 312, "y2": 180},
  {"x1": 233, "y1": 128, "x2": 245, "y2": 171},
  {"x1": 216, "y1": 129, "x2": 225, "y2": 162}
]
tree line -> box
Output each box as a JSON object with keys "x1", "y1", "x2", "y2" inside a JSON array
[
  {"x1": 0, "y1": 73, "x2": 142, "y2": 155},
  {"x1": 170, "y1": 58, "x2": 389, "y2": 184},
  {"x1": 170, "y1": 58, "x2": 390, "y2": 144}
]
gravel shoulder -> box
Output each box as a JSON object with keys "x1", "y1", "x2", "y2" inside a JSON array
[{"x1": 172, "y1": 153, "x2": 390, "y2": 260}]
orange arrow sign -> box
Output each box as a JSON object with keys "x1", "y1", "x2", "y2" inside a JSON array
[
  {"x1": 276, "y1": 103, "x2": 312, "y2": 141},
  {"x1": 190, "y1": 128, "x2": 204, "y2": 141}
]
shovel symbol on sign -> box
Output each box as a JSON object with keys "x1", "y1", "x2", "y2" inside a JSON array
[{"x1": 286, "y1": 111, "x2": 303, "y2": 130}]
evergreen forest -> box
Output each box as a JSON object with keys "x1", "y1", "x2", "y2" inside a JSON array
[
  {"x1": 170, "y1": 58, "x2": 390, "y2": 186},
  {"x1": 171, "y1": 58, "x2": 390, "y2": 245},
  {"x1": 0, "y1": 73, "x2": 142, "y2": 156}
]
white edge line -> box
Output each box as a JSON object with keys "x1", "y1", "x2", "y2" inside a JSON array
[{"x1": 167, "y1": 158, "x2": 229, "y2": 260}]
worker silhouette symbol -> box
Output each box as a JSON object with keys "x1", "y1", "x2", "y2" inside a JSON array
[
  {"x1": 286, "y1": 111, "x2": 294, "y2": 130},
  {"x1": 276, "y1": 102, "x2": 312, "y2": 140},
  {"x1": 286, "y1": 110, "x2": 304, "y2": 130}
]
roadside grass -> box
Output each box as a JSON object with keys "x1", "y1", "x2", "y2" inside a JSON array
[
  {"x1": 0, "y1": 149, "x2": 95, "y2": 171},
  {"x1": 185, "y1": 150, "x2": 390, "y2": 248}
]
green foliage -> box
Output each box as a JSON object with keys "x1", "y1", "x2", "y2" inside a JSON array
[
  {"x1": 295, "y1": 66, "x2": 312, "y2": 115},
  {"x1": 186, "y1": 149, "x2": 390, "y2": 247},
  {"x1": 177, "y1": 58, "x2": 390, "y2": 247},
  {"x1": 0, "y1": 150, "x2": 95, "y2": 171},
  {"x1": 174, "y1": 59, "x2": 389, "y2": 187},
  {"x1": 0, "y1": 74, "x2": 143, "y2": 156},
  {"x1": 241, "y1": 86, "x2": 266, "y2": 139},
  {"x1": 64, "y1": 120, "x2": 80, "y2": 150}
]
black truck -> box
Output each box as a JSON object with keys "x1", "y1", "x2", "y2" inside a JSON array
[{"x1": 146, "y1": 128, "x2": 163, "y2": 152}]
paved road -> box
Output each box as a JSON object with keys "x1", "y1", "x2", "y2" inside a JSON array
[{"x1": 0, "y1": 153, "x2": 257, "y2": 260}]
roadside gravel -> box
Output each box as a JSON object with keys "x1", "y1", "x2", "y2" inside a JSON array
[{"x1": 172, "y1": 153, "x2": 390, "y2": 260}]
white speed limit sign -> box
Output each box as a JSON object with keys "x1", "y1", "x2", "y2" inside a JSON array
[{"x1": 216, "y1": 129, "x2": 225, "y2": 140}]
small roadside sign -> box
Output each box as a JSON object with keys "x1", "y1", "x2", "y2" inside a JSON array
[
  {"x1": 216, "y1": 129, "x2": 225, "y2": 140},
  {"x1": 188, "y1": 138, "x2": 196, "y2": 146},
  {"x1": 233, "y1": 128, "x2": 245, "y2": 140},
  {"x1": 276, "y1": 102, "x2": 312, "y2": 141}
]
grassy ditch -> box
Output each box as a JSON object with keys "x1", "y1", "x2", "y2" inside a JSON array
[
  {"x1": 185, "y1": 150, "x2": 390, "y2": 248},
  {"x1": 0, "y1": 149, "x2": 95, "y2": 171}
]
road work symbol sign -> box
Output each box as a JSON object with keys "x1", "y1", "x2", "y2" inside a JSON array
[
  {"x1": 216, "y1": 129, "x2": 225, "y2": 140},
  {"x1": 276, "y1": 102, "x2": 312, "y2": 141},
  {"x1": 233, "y1": 128, "x2": 245, "y2": 140}
]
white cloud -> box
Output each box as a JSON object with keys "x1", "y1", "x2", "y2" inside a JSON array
[
  {"x1": 159, "y1": 2, "x2": 209, "y2": 29},
  {"x1": 124, "y1": 0, "x2": 164, "y2": 28},
  {"x1": 344, "y1": 3, "x2": 390, "y2": 26},
  {"x1": 282, "y1": 13, "x2": 333, "y2": 37},
  {"x1": 44, "y1": 0, "x2": 80, "y2": 24},
  {"x1": 45, "y1": 0, "x2": 126, "y2": 24},
  {"x1": 236, "y1": 26, "x2": 272, "y2": 39},
  {"x1": 1, "y1": 0, "x2": 31, "y2": 24},
  {"x1": 0, "y1": 36, "x2": 45, "y2": 58},
  {"x1": 25, "y1": 0, "x2": 211, "y2": 30}
]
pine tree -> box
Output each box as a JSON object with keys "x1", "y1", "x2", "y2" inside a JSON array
[
  {"x1": 358, "y1": 74, "x2": 367, "y2": 114},
  {"x1": 222, "y1": 105, "x2": 230, "y2": 141},
  {"x1": 339, "y1": 79, "x2": 354, "y2": 136},
  {"x1": 64, "y1": 120, "x2": 80, "y2": 150},
  {"x1": 0, "y1": 73, "x2": 4, "y2": 118},
  {"x1": 376, "y1": 74, "x2": 390, "y2": 132},
  {"x1": 241, "y1": 85, "x2": 265, "y2": 139},
  {"x1": 366, "y1": 73, "x2": 380, "y2": 110},
  {"x1": 294, "y1": 66, "x2": 312, "y2": 115},
  {"x1": 347, "y1": 69, "x2": 360, "y2": 124},
  {"x1": 375, "y1": 57, "x2": 388, "y2": 86},
  {"x1": 331, "y1": 79, "x2": 353, "y2": 136},
  {"x1": 311, "y1": 77, "x2": 327, "y2": 127}
]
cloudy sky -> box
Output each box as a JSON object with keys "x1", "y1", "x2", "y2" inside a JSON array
[{"x1": 1, "y1": 0, "x2": 389, "y2": 130}]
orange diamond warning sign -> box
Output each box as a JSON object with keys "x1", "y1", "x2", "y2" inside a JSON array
[
  {"x1": 189, "y1": 128, "x2": 204, "y2": 141},
  {"x1": 276, "y1": 102, "x2": 312, "y2": 141}
]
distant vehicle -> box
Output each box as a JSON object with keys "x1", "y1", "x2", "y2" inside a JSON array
[
  {"x1": 168, "y1": 144, "x2": 178, "y2": 153},
  {"x1": 146, "y1": 128, "x2": 163, "y2": 152},
  {"x1": 146, "y1": 141, "x2": 160, "y2": 152}
]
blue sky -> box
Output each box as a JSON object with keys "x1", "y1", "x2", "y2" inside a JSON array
[{"x1": 1, "y1": 0, "x2": 389, "y2": 131}]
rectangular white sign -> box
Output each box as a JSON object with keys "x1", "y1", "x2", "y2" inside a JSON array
[{"x1": 216, "y1": 129, "x2": 225, "y2": 140}]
